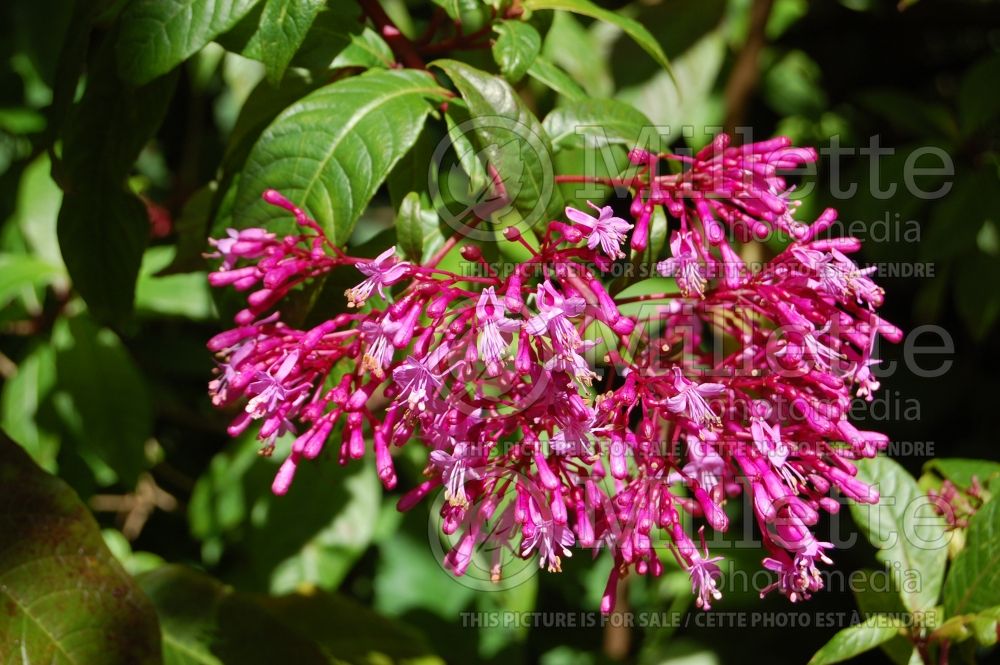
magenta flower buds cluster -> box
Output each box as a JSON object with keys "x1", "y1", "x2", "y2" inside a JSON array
[{"x1": 206, "y1": 134, "x2": 900, "y2": 612}]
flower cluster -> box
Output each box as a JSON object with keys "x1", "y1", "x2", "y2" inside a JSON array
[{"x1": 206, "y1": 134, "x2": 900, "y2": 611}]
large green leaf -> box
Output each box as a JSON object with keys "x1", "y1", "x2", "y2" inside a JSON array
[
  {"x1": 807, "y1": 618, "x2": 904, "y2": 665},
  {"x1": 117, "y1": 0, "x2": 265, "y2": 84},
  {"x1": 51, "y1": 315, "x2": 153, "y2": 487},
  {"x1": 0, "y1": 431, "x2": 161, "y2": 663},
  {"x1": 235, "y1": 68, "x2": 446, "y2": 243},
  {"x1": 850, "y1": 456, "x2": 949, "y2": 613},
  {"x1": 523, "y1": 0, "x2": 673, "y2": 80},
  {"x1": 492, "y1": 20, "x2": 542, "y2": 84},
  {"x1": 433, "y1": 59, "x2": 563, "y2": 229},
  {"x1": 139, "y1": 565, "x2": 443, "y2": 664},
  {"x1": 543, "y1": 98, "x2": 652, "y2": 151},
  {"x1": 943, "y1": 497, "x2": 1000, "y2": 616}
]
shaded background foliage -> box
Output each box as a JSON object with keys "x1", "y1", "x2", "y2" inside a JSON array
[{"x1": 0, "y1": 0, "x2": 998, "y2": 663}]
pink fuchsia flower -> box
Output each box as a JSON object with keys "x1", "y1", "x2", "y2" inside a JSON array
[
  {"x1": 664, "y1": 367, "x2": 726, "y2": 429},
  {"x1": 525, "y1": 281, "x2": 586, "y2": 350},
  {"x1": 345, "y1": 246, "x2": 410, "y2": 308},
  {"x1": 657, "y1": 231, "x2": 707, "y2": 298},
  {"x1": 565, "y1": 202, "x2": 633, "y2": 259},
  {"x1": 688, "y1": 550, "x2": 725, "y2": 610},
  {"x1": 760, "y1": 538, "x2": 834, "y2": 602},
  {"x1": 392, "y1": 355, "x2": 443, "y2": 413},
  {"x1": 429, "y1": 442, "x2": 484, "y2": 508},
  {"x1": 793, "y1": 246, "x2": 883, "y2": 306},
  {"x1": 246, "y1": 351, "x2": 304, "y2": 420},
  {"x1": 360, "y1": 316, "x2": 401, "y2": 376},
  {"x1": 670, "y1": 435, "x2": 728, "y2": 491},
  {"x1": 521, "y1": 499, "x2": 575, "y2": 572},
  {"x1": 475, "y1": 287, "x2": 521, "y2": 376}
]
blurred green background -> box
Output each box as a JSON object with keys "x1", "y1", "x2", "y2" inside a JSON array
[{"x1": 1, "y1": 0, "x2": 998, "y2": 663}]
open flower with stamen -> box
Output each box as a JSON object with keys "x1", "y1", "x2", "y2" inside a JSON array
[
  {"x1": 664, "y1": 367, "x2": 726, "y2": 429},
  {"x1": 345, "y1": 246, "x2": 410, "y2": 308},
  {"x1": 565, "y1": 202, "x2": 632, "y2": 259},
  {"x1": 476, "y1": 287, "x2": 521, "y2": 376},
  {"x1": 658, "y1": 232, "x2": 707, "y2": 298}
]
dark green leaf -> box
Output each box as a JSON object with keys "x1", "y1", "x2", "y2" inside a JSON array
[
  {"x1": 235, "y1": 68, "x2": 446, "y2": 243},
  {"x1": 56, "y1": 44, "x2": 178, "y2": 324},
  {"x1": 139, "y1": 564, "x2": 444, "y2": 665},
  {"x1": 850, "y1": 456, "x2": 948, "y2": 612},
  {"x1": 51, "y1": 315, "x2": 153, "y2": 487},
  {"x1": 492, "y1": 21, "x2": 541, "y2": 84},
  {"x1": 959, "y1": 52, "x2": 1000, "y2": 137},
  {"x1": 0, "y1": 431, "x2": 161, "y2": 663},
  {"x1": 57, "y1": 185, "x2": 152, "y2": 325},
  {"x1": 117, "y1": 0, "x2": 265, "y2": 84},
  {"x1": 954, "y1": 251, "x2": 1000, "y2": 340},
  {"x1": 944, "y1": 497, "x2": 1000, "y2": 616}
]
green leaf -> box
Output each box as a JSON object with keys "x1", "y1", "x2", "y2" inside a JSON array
[
  {"x1": 924, "y1": 458, "x2": 1000, "y2": 494},
  {"x1": 232, "y1": 3, "x2": 393, "y2": 72},
  {"x1": 56, "y1": 43, "x2": 178, "y2": 324},
  {"x1": 396, "y1": 191, "x2": 446, "y2": 263},
  {"x1": 254, "y1": 0, "x2": 326, "y2": 84},
  {"x1": 51, "y1": 315, "x2": 153, "y2": 487},
  {"x1": 189, "y1": 433, "x2": 380, "y2": 592},
  {"x1": 492, "y1": 21, "x2": 542, "y2": 84},
  {"x1": 135, "y1": 246, "x2": 216, "y2": 320},
  {"x1": 433, "y1": 59, "x2": 563, "y2": 228},
  {"x1": 0, "y1": 343, "x2": 59, "y2": 472},
  {"x1": 943, "y1": 497, "x2": 1000, "y2": 616},
  {"x1": 0, "y1": 253, "x2": 64, "y2": 308},
  {"x1": 543, "y1": 98, "x2": 652, "y2": 151},
  {"x1": 138, "y1": 565, "x2": 327, "y2": 664},
  {"x1": 0, "y1": 431, "x2": 161, "y2": 663},
  {"x1": 526, "y1": 56, "x2": 586, "y2": 100},
  {"x1": 117, "y1": 0, "x2": 265, "y2": 84},
  {"x1": 954, "y1": 251, "x2": 1000, "y2": 340},
  {"x1": 139, "y1": 565, "x2": 443, "y2": 665},
  {"x1": 57, "y1": 186, "x2": 152, "y2": 326},
  {"x1": 969, "y1": 605, "x2": 1000, "y2": 646},
  {"x1": 235, "y1": 68, "x2": 446, "y2": 243},
  {"x1": 807, "y1": 617, "x2": 904, "y2": 665},
  {"x1": 959, "y1": 52, "x2": 1000, "y2": 137},
  {"x1": 850, "y1": 456, "x2": 949, "y2": 613},
  {"x1": 617, "y1": 29, "x2": 725, "y2": 135},
  {"x1": 851, "y1": 569, "x2": 917, "y2": 665},
  {"x1": 523, "y1": 0, "x2": 674, "y2": 81}
]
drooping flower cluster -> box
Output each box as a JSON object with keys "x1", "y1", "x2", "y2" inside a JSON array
[{"x1": 206, "y1": 134, "x2": 900, "y2": 611}]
